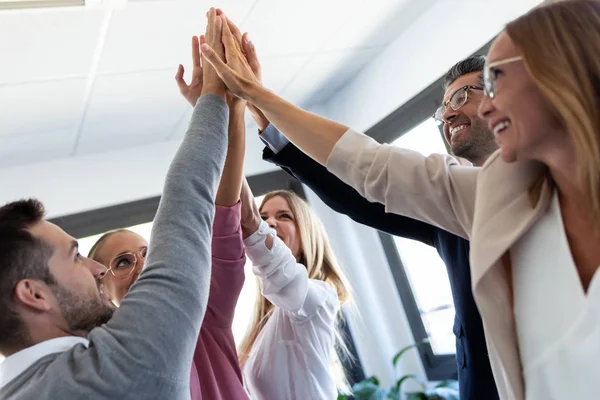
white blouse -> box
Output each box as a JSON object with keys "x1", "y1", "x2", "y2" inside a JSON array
[
  {"x1": 511, "y1": 192, "x2": 600, "y2": 399},
  {"x1": 242, "y1": 221, "x2": 340, "y2": 400}
]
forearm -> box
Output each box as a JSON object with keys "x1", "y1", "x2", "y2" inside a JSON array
[
  {"x1": 250, "y1": 87, "x2": 348, "y2": 165},
  {"x1": 103, "y1": 94, "x2": 228, "y2": 377},
  {"x1": 205, "y1": 203, "x2": 246, "y2": 327},
  {"x1": 215, "y1": 104, "x2": 246, "y2": 206}
]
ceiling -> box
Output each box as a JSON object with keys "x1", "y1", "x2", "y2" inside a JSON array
[{"x1": 0, "y1": 0, "x2": 437, "y2": 169}]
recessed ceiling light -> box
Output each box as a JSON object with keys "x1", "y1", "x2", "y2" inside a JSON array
[{"x1": 0, "y1": 0, "x2": 84, "y2": 10}]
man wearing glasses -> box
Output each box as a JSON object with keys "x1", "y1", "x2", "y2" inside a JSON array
[{"x1": 251, "y1": 55, "x2": 500, "y2": 400}]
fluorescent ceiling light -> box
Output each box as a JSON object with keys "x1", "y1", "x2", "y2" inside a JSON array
[{"x1": 0, "y1": 0, "x2": 84, "y2": 10}]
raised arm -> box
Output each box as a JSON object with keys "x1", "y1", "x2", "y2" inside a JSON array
[
  {"x1": 92, "y1": 7, "x2": 229, "y2": 385},
  {"x1": 176, "y1": 30, "x2": 247, "y2": 326},
  {"x1": 239, "y1": 179, "x2": 338, "y2": 320},
  {"x1": 201, "y1": 14, "x2": 477, "y2": 238},
  {"x1": 260, "y1": 137, "x2": 436, "y2": 245}
]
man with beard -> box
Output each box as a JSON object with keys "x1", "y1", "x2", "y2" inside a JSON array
[
  {"x1": 247, "y1": 52, "x2": 500, "y2": 399},
  {"x1": 0, "y1": 9, "x2": 228, "y2": 397}
]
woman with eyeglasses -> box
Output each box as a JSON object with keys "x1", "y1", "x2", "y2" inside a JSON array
[
  {"x1": 199, "y1": 3, "x2": 600, "y2": 398},
  {"x1": 88, "y1": 27, "x2": 251, "y2": 399}
]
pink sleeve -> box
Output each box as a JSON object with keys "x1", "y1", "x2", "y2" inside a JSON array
[{"x1": 203, "y1": 201, "x2": 246, "y2": 328}]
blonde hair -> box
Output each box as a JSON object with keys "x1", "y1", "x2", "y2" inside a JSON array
[
  {"x1": 87, "y1": 228, "x2": 133, "y2": 264},
  {"x1": 506, "y1": 0, "x2": 600, "y2": 226},
  {"x1": 238, "y1": 190, "x2": 353, "y2": 390}
]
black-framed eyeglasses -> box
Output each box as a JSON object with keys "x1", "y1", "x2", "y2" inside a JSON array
[
  {"x1": 106, "y1": 247, "x2": 147, "y2": 279},
  {"x1": 483, "y1": 56, "x2": 523, "y2": 99},
  {"x1": 434, "y1": 85, "x2": 484, "y2": 123}
]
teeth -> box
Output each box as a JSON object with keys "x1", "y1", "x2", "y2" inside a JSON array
[
  {"x1": 450, "y1": 124, "x2": 468, "y2": 137},
  {"x1": 493, "y1": 120, "x2": 511, "y2": 135}
]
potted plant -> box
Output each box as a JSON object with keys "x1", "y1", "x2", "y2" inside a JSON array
[{"x1": 338, "y1": 339, "x2": 459, "y2": 400}]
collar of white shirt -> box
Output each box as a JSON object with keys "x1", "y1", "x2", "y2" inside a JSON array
[{"x1": 0, "y1": 336, "x2": 89, "y2": 389}]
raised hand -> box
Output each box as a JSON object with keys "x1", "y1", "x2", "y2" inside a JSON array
[
  {"x1": 241, "y1": 32, "x2": 270, "y2": 131},
  {"x1": 200, "y1": 14, "x2": 263, "y2": 103},
  {"x1": 200, "y1": 8, "x2": 226, "y2": 99},
  {"x1": 175, "y1": 35, "x2": 204, "y2": 107},
  {"x1": 240, "y1": 178, "x2": 262, "y2": 240}
]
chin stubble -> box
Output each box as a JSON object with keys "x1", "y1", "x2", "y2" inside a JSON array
[{"x1": 52, "y1": 283, "x2": 115, "y2": 333}]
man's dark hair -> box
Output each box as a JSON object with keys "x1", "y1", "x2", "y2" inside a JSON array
[
  {"x1": 0, "y1": 199, "x2": 55, "y2": 351},
  {"x1": 443, "y1": 55, "x2": 486, "y2": 90}
]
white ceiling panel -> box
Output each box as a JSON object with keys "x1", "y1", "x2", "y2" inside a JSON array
[
  {"x1": 320, "y1": 0, "x2": 439, "y2": 51},
  {"x1": 0, "y1": 129, "x2": 76, "y2": 168},
  {"x1": 80, "y1": 68, "x2": 187, "y2": 148},
  {"x1": 0, "y1": 8, "x2": 105, "y2": 84},
  {"x1": 282, "y1": 47, "x2": 382, "y2": 107},
  {"x1": 0, "y1": 78, "x2": 86, "y2": 137},
  {"x1": 77, "y1": 125, "x2": 175, "y2": 154},
  {"x1": 168, "y1": 106, "x2": 193, "y2": 139},
  {"x1": 259, "y1": 54, "x2": 312, "y2": 98},
  {"x1": 98, "y1": 0, "x2": 256, "y2": 73},
  {"x1": 240, "y1": 0, "x2": 349, "y2": 58}
]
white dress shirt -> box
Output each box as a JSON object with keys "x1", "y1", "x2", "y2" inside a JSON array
[
  {"x1": 243, "y1": 221, "x2": 340, "y2": 400},
  {"x1": 512, "y1": 192, "x2": 600, "y2": 399},
  {"x1": 0, "y1": 337, "x2": 89, "y2": 389}
]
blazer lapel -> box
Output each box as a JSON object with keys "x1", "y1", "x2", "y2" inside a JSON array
[{"x1": 468, "y1": 152, "x2": 553, "y2": 399}]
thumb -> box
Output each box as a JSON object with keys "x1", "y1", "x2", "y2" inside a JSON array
[{"x1": 175, "y1": 64, "x2": 188, "y2": 92}]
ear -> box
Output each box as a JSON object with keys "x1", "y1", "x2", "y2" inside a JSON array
[{"x1": 14, "y1": 280, "x2": 54, "y2": 312}]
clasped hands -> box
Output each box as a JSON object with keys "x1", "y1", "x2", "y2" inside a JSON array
[{"x1": 176, "y1": 8, "x2": 265, "y2": 117}]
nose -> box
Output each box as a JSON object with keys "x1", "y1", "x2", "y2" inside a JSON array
[
  {"x1": 478, "y1": 95, "x2": 494, "y2": 120},
  {"x1": 86, "y1": 257, "x2": 108, "y2": 281},
  {"x1": 442, "y1": 105, "x2": 459, "y2": 124},
  {"x1": 265, "y1": 216, "x2": 277, "y2": 229}
]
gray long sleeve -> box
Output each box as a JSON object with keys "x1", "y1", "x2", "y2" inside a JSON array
[{"x1": 0, "y1": 94, "x2": 229, "y2": 400}]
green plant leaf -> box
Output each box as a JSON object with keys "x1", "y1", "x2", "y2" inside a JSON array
[
  {"x1": 351, "y1": 380, "x2": 380, "y2": 399},
  {"x1": 392, "y1": 338, "x2": 430, "y2": 367},
  {"x1": 337, "y1": 394, "x2": 349, "y2": 400},
  {"x1": 434, "y1": 380, "x2": 459, "y2": 390},
  {"x1": 406, "y1": 392, "x2": 427, "y2": 400},
  {"x1": 423, "y1": 387, "x2": 460, "y2": 400},
  {"x1": 395, "y1": 374, "x2": 426, "y2": 393}
]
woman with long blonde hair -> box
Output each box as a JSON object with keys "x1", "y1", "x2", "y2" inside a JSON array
[{"x1": 238, "y1": 180, "x2": 352, "y2": 399}]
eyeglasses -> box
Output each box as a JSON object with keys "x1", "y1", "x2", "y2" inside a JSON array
[
  {"x1": 483, "y1": 56, "x2": 523, "y2": 99},
  {"x1": 106, "y1": 247, "x2": 147, "y2": 279},
  {"x1": 434, "y1": 85, "x2": 484, "y2": 123}
]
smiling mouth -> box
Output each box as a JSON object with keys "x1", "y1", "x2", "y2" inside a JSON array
[
  {"x1": 448, "y1": 124, "x2": 469, "y2": 142},
  {"x1": 493, "y1": 120, "x2": 511, "y2": 135}
]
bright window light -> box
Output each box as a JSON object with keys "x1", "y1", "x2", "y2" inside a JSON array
[{"x1": 392, "y1": 118, "x2": 455, "y2": 355}]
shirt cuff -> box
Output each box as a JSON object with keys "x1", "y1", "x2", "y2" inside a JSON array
[{"x1": 259, "y1": 124, "x2": 290, "y2": 154}]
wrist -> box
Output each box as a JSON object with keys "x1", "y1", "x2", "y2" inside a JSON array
[
  {"x1": 247, "y1": 84, "x2": 270, "y2": 108},
  {"x1": 201, "y1": 84, "x2": 226, "y2": 100}
]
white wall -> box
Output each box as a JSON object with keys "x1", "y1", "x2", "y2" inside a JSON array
[
  {"x1": 0, "y1": 122, "x2": 276, "y2": 219},
  {"x1": 319, "y1": 0, "x2": 542, "y2": 131}
]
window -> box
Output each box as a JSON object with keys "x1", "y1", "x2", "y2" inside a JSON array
[
  {"x1": 391, "y1": 118, "x2": 455, "y2": 355},
  {"x1": 379, "y1": 118, "x2": 457, "y2": 380}
]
